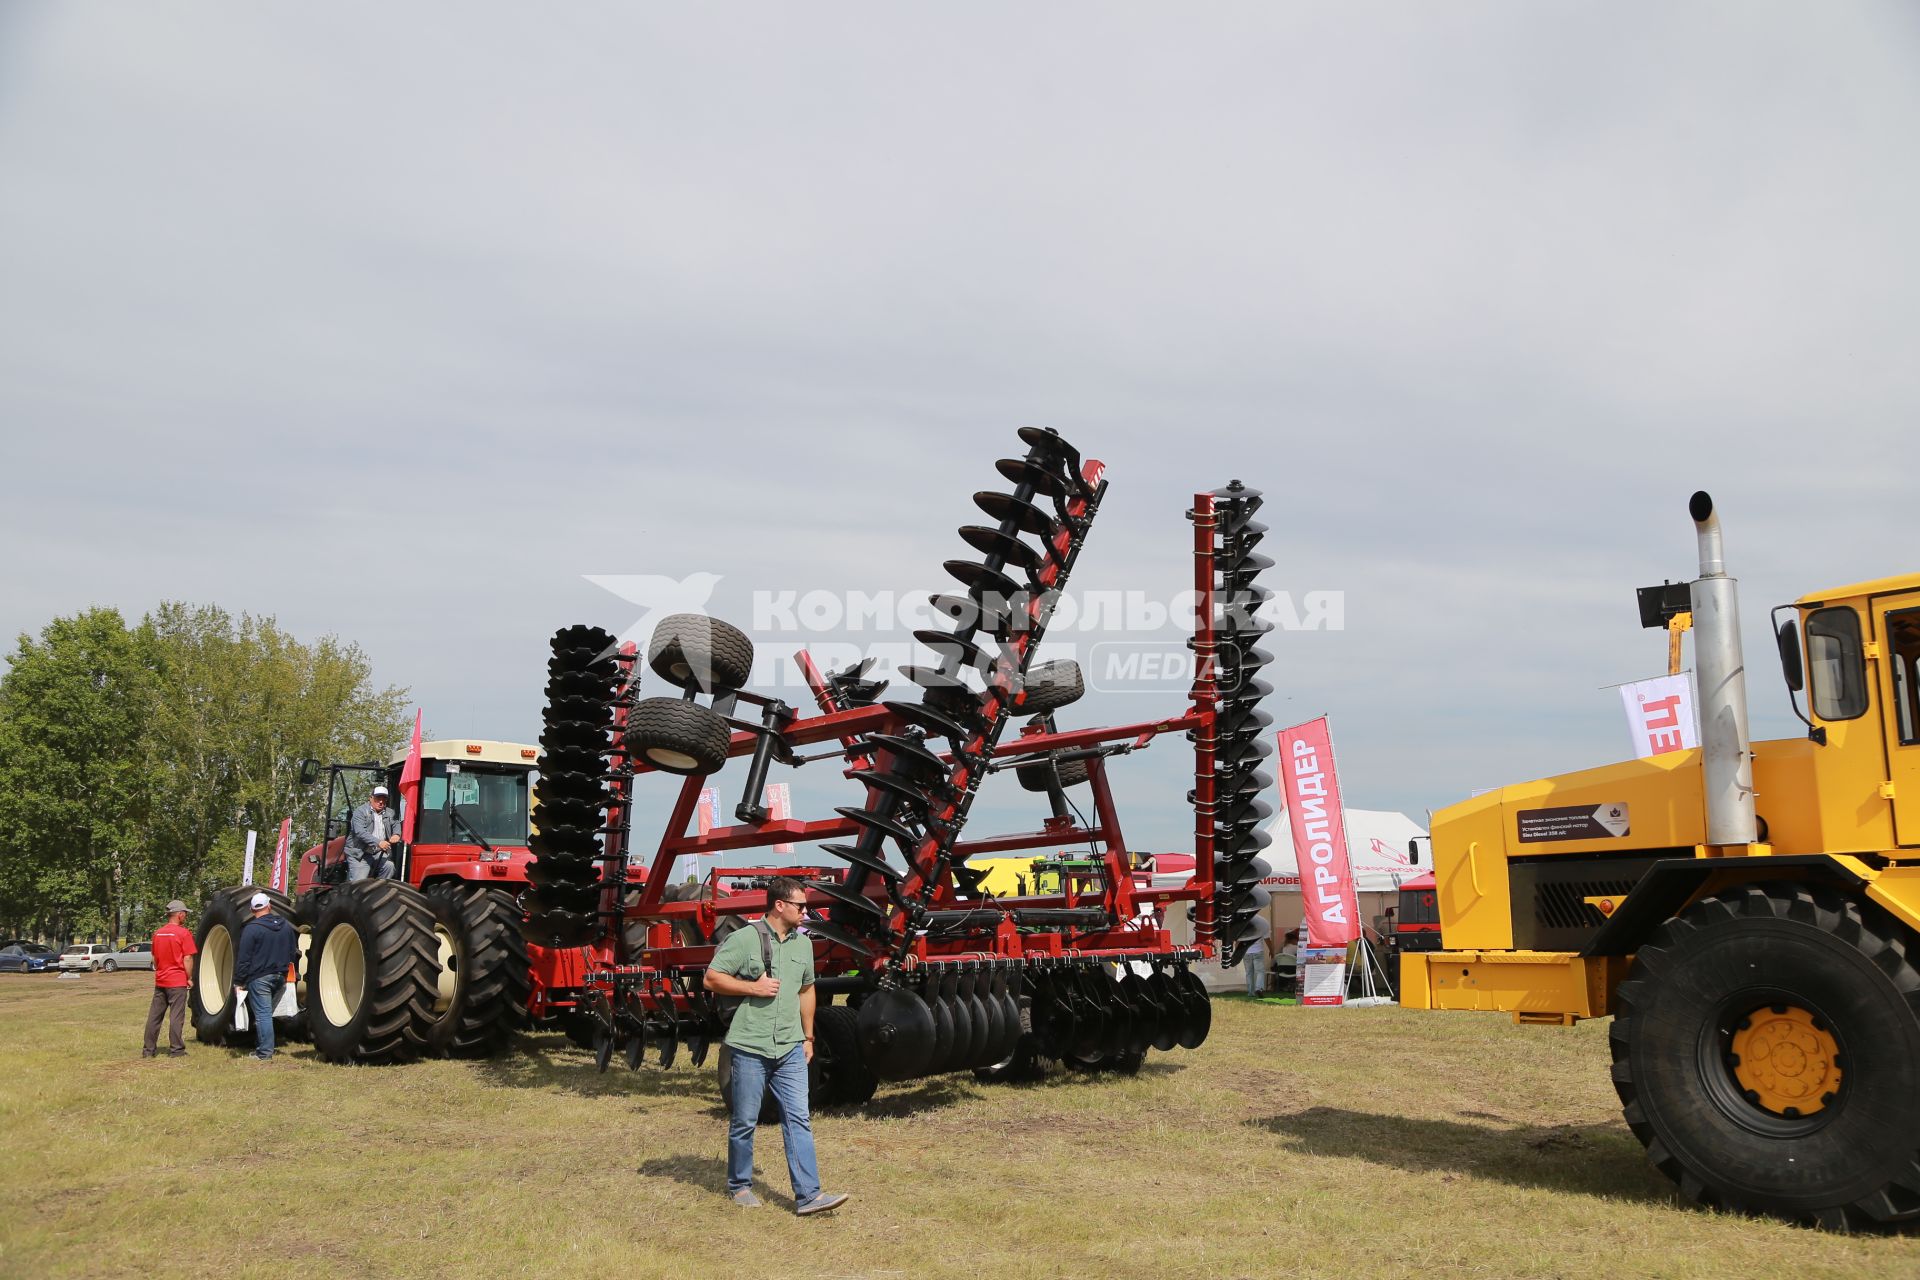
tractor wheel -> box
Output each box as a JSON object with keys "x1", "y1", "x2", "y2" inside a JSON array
[
  {"x1": 421, "y1": 883, "x2": 531, "y2": 1057},
  {"x1": 810, "y1": 1005, "x2": 878, "y2": 1106},
  {"x1": 647, "y1": 614, "x2": 754, "y2": 693},
  {"x1": 1015, "y1": 753, "x2": 1090, "y2": 792},
  {"x1": 717, "y1": 1044, "x2": 785, "y2": 1126},
  {"x1": 308, "y1": 880, "x2": 439, "y2": 1065},
  {"x1": 189, "y1": 886, "x2": 297, "y2": 1046},
  {"x1": 1612, "y1": 883, "x2": 1920, "y2": 1229},
  {"x1": 1018, "y1": 660, "x2": 1083, "y2": 715},
  {"x1": 626, "y1": 699, "x2": 732, "y2": 776}
]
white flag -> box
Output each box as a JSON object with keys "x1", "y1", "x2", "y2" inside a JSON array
[{"x1": 1620, "y1": 673, "x2": 1698, "y2": 760}]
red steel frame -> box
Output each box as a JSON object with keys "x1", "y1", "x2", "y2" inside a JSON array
[{"x1": 530, "y1": 486, "x2": 1226, "y2": 1018}]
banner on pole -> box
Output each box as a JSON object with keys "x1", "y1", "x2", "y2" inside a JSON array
[
  {"x1": 696, "y1": 788, "x2": 720, "y2": 838},
  {"x1": 767, "y1": 783, "x2": 794, "y2": 854},
  {"x1": 1276, "y1": 716, "x2": 1360, "y2": 954},
  {"x1": 242, "y1": 830, "x2": 258, "y2": 886},
  {"x1": 270, "y1": 818, "x2": 292, "y2": 892},
  {"x1": 1620, "y1": 673, "x2": 1698, "y2": 760}
]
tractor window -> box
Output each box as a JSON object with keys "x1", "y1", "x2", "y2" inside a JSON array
[
  {"x1": 411, "y1": 763, "x2": 531, "y2": 845},
  {"x1": 1807, "y1": 607, "x2": 1869, "y2": 722},
  {"x1": 1888, "y1": 610, "x2": 1920, "y2": 745}
]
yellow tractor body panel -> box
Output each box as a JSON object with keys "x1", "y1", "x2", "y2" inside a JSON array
[
  {"x1": 1797, "y1": 572, "x2": 1920, "y2": 605},
  {"x1": 1866, "y1": 865, "x2": 1920, "y2": 938},
  {"x1": 389, "y1": 739, "x2": 541, "y2": 768},
  {"x1": 1399, "y1": 950, "x2": 1628, "y2": 1023},
  {"x1": 1426, "y1": 790, "x2": 1513, "y2": 950},
  {"x1": 1751, "y1": 732, "x2": 1896, "y2": 855}
]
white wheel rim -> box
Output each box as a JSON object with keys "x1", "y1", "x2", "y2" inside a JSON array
[
  {"x1": 647, "y1": 747, "x2": 699, "y2": 771},
  {"x1": 198, "y1": 925, "x2": 233, "y2": 1015},
  {"x1": 319, "y1": 922, "x2": 365, "y2": 1027},
  {"x1": 432, "y1": 923, "x2": 459, "y2": 1017}
]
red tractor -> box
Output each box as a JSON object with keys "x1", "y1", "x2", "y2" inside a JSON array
[{"x1": 189, "y1": 429, "x2": 1279, "y2": 1104}]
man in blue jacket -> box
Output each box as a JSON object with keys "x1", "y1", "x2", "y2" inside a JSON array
[{"x1": 233, "y1": 893, "x2": 298, "y2": 1061}]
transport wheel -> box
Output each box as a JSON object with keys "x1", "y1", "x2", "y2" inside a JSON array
[
  {"x1": 1015, "y1": 753, "x2": 1090, "y2": 792},
  {"x1": 975, "y1": 1036, "x2": 1049, "y2": 1084},
  {"x1": 1612, "y1": 883, "x2": 1920, "y2": 1228},
  {"x1": 1063, "y1": 1048, "x2": 1145, "y2": 1076},
  {"x1": 626, "y1": 698, "x2": 732, "y2": 776},
  {"x1": 189, "y1": 885, "x2": 297, "y2": 1046},
  {"x1": 308, "y1": 880, "x2": 439, "y2": 1065},
  {"x1": 421, "y1": 883, "x2": 531, "y2": 1057},
  {"x1": 647, "y1": 614, "x2": 754, "y2": 693},
  {"x1": 810, "y1": 1005, "x2": 878, "y2": 1106},
  {"x1": 1017, "y1": 660, "x2": 1083, "y2": 715}
]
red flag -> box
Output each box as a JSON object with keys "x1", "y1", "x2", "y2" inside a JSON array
[
  {"x1": 399, "y1": 709, "x2": 424, "y2": 843},
  {"x1": 1277, "y1": 716, "x2": 1360, "y2": 950},
  {"x1": 270, "y1": 817, "x2": 293, "y2": 892}
]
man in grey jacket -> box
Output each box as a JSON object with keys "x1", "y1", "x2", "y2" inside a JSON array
[{"x1": 345, "y1": 785, "x2": 400, "y2": 881}]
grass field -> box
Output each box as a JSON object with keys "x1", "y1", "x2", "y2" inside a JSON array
[{"x1": 1, "y1": 974, "x2": 1912, "y2": 1280}]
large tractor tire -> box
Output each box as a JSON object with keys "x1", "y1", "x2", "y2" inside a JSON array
[
  {"x1": 421, "y1": 883, "x2": 531, "y2": 1058},
  {"x1": 308, "y1": 880, "x2": 439, "y2": 1065},
  {"x1": 189, "y1": 885, "x2": 298, "y2": 1046},
  {"x1": 1612, "y1": 883, "x2": 1920, "y2": 1229},
  {"x1": 810, "y1": 1005, "x2": 878, "y2": 1106}
]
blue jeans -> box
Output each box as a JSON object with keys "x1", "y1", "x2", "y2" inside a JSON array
[
  {"x1": 1245, "y1": 958, "x2": 1265, "y2": 996},
  {"x1": 727, "y1": 1044, "x2": 819, "y2": 1203},
  {"x1": 246, "y1": 977, "x2": 284, "y2": 1058}
]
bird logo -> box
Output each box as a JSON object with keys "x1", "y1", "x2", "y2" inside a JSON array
[{"x1": 581, "y1": 572, "x2": 725, "y2": 661}]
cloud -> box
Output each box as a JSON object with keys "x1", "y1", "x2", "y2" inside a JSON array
[{"x1": 3, "y1": 3, "x2": 1918, "y2": 855}]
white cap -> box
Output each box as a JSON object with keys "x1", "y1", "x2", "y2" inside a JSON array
[
  {"x1": 372, "y1": 786, "x2": 390, "y2": 797},
  {"x1": 250, "y1": 892, "x2": 270, "y2": 911}
]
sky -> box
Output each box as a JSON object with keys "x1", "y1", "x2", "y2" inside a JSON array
[{"x1": 3, "y1": 3, "x2": 1918, "y2": 860}]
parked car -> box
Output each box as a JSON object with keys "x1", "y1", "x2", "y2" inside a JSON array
[
  {"x1": 0, "y1": 944, "x2": 51, "y2": 973},
  {"x1": 103, "y1": 942, "x2": 154, "y2": 971},
  {"x1": 57, "y1": 944, "x2": 114, "y2": 972}
]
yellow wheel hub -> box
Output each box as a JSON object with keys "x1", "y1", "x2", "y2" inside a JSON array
[{"x1": 1731, "y1": 1005, "x2": 1841, "y2": 1116}]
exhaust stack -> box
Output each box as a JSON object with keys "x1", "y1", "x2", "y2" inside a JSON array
[{"x1": 1688, "y1": 491, "x2": 1757, "y2": 847}]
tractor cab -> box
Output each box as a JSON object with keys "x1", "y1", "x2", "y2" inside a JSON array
[{"x1": 296, "y1": 740, "x2": 540, "y2": 894}]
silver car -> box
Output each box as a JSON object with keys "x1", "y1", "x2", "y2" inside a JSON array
[{"x1": 104, "y1": 942, "x2": 154, "y2": 972}]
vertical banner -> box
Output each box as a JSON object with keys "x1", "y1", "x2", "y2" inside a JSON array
[
  {"x1": 270, "y1": 818, "x2": 292, "y2": 892},
  {"x1": 696, "y1": 787, "x2": 720, "y2": 838},
  {"x1": 399, "y1": 708, "x2": 425, "y2": 843},
  {"x1": 766, "y1": 782, "x2": 794, "y2": 855},
  {"x1": 242, "y1": 830, "x2": 258, "y2": 886},
  {"x1": 1620, "y1": 673, "x2": 1698, "y2": 760},
  {"x1": 1277, "y1": 716, "x2": 1359, "y2": 1006}
]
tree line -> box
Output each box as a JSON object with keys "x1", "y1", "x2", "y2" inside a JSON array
[{"x1": 0, "y1": 604, "x2": 408, "y2": 944}]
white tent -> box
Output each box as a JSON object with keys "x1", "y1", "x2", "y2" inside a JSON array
[{"x1": 1260, "y1": 808, "x2": 1429, "y2": 894}]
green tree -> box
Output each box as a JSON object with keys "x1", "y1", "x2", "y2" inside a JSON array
[
  {"x1": 0, "y1": 608, "x2": 159, "y2": 940},
  {"x1": 142, "y1": 603, "x2": 409, "y2": 914}
]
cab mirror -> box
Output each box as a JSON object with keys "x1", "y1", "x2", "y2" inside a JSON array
[
  {"x1": 1776, "y1": 620, "x2": 1804, "y2": 693},
  {"x1": 297, "y1": 758, "x2": 321, "y2": 787}
]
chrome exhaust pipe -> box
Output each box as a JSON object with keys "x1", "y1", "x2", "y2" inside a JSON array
[{"x1": 1688, "y1": 491, "x2": 1757, "y2": 847}]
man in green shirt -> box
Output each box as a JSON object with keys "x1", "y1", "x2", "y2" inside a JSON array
[{"x1": 704, "y1": 876, "x2": 850, "y2": 1216}]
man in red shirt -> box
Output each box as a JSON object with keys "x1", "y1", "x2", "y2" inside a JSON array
[{"x1": 143, "y1": 900, "x2": 198, "y2": 1058}]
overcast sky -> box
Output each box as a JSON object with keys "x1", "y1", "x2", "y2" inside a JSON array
[{"x1": 3, "y1": 4, "x2": 1918, "y2": 859}]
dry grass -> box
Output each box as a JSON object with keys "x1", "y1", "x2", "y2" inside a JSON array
[{"x1": 0, "y1": 974, "x2": 1911, "y2": 1280}]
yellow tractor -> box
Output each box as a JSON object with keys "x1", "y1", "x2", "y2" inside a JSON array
[{"x1": 1401, "y1": 492, "x2": 1920, "y2": 1229}]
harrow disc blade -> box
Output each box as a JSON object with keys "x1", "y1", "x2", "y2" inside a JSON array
[
  {"x1": 994, "y1": 456, "x2": 1069, "y2": 499},
  {"x1": 1213, "y1": 853, "x2": 1273, "y2": 887},
  {"x1": 857, "y1": 769, "x2": 938, "y2": 813},
  {"x1": 900, "y1": 663, "x2": 974, "y2": 692},
  {"x1": 957, "y1": 525, "x2": 1047, "y2": 576},
  {"x1": 1145, "y1": 971, "x2": 1182, "y2": 1052},
  {"x1": 1217, "y1": 797, "x2": 1275, "y2": 831},
  {"x1": 963, "y1": 970, "x2": 996, "y2": 1067},
  {"x1": 973, "y1": 489, "x2": 1056, "y2": 539},
  {"x1": 993, "y1": 970, "x2": 1024, "y2": 1062},
  {"x1": 656, "y1": 1032, "x2": 679, "y2": 1070},
  {"x1": 912, "y1": 628, "x2": 1000, "y2": 675},
  {"x1": 625, "y1": 1035, "x2": 646, "y2": 1070},
  {"x1": 1176, "y1": 969, "x2": 1212, "y2": 1050},
  {"x1": 524, "y1": 860, "x2": 600, "y2": 891},
  {"x1": 687, "y1": 1033, "x2": 711, "y2": 1068},
  {"x1": 1117, "y1": 973, "x2": 1157, "y2": 1056},
  {"x1": 942, "y1": 973, "x2": 975, "y2": 1070},
  {"x1": 858, "y1": 987, "x2": 937, "y2": 1082},
  {"x1": 882, "y1": 698, "x2": 976, "y2": 742},
  {"x1": 811, "y1": 878, "x2": 888, "y2": 920},
  {"x1": 929, "y1": 592, "x2": 1018, "y2": 636},
  {"x1": 1016, "y1": 425, "x2": 1082, "y2": 461},
  {"x1": 864, "y1": 733, "x2": 951, "y2": 778},
  {"x1": 819, "y1": 843, "x2": 904, "y2": 882},
  {"x1": 834, "y1": 805, "x2": 921, "y2": 849},
  {"x1": 944, "y1": 559, "x2": 1026, "y2": 602},
  {"x1": 594, "y1": 1028, "x2": 615, "y2": 1074},
  {"x1": 926, "y1": 983, "x2": 957, "y2": 1074},
  {"x1": 801, "y1": 915, "x2": 875, "y2": 956}
]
